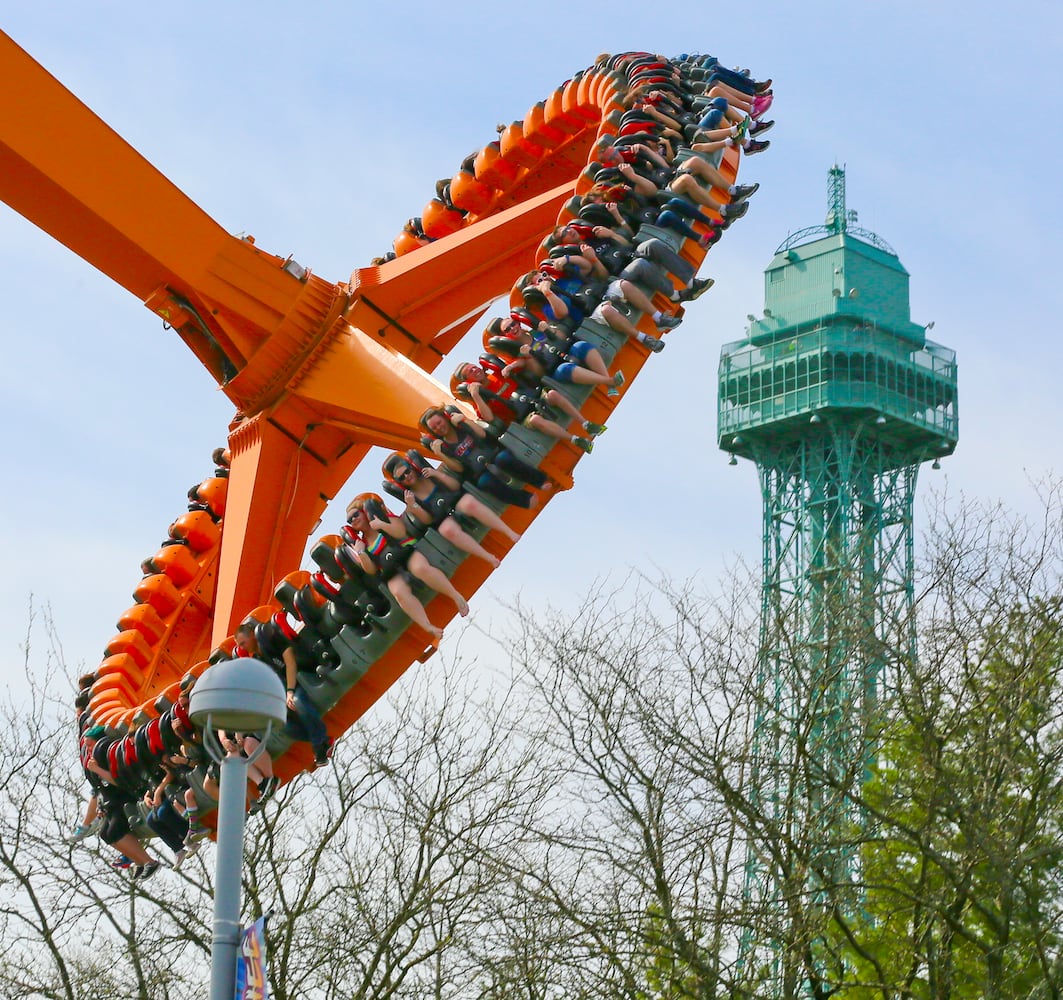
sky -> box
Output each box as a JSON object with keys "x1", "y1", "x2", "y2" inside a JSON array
[{"x1": 1, "y1": 1, "x2": 1061, "y2": 701}]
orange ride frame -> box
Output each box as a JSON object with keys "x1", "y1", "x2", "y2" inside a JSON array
[
  {"x1": 0, "y1": 31, "x2": 577, "y2": 644},
  {"x1": 0, "y1": 34, "x2": 743, "y2": 749}
]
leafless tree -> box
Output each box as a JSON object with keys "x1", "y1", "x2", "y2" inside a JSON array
[
  {"x1": 6, "y1": 482, "x2": 1063, "y2": 1000},
  {"x1": 0, "y1": 614, "x2": 551, "y2": 1000},
  {"x1": 483, "y1": 483, "x2": 1063, "y2": 1000}
]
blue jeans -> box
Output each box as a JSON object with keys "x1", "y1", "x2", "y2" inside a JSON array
[
  {"x1": 708, "y1": 68, "x2": 756, "y2": 96},
  {"x1": 285, "y1": 685, "x2": 329, "y2": 753},
  {"x1": 146, "y1": 798, "x2": 188, "y2": 853},
  {"x1": 658, "y1": 197, "x2": 717, "y2": 242},
  {"x1": 697, "y1": 96, "x2": 730, "y2": 131},
  {"x1": 656, "y1": 211, "x2": 701, "y2": 242}
]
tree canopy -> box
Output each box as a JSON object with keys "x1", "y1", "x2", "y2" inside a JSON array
[{"x1": 4, "y1": 484, "x2": 1063, "y2": 999}]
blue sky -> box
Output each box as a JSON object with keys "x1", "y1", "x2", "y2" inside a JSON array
[{"x1": 2, "y1": 1, "x2": 1061, "y2": 697}]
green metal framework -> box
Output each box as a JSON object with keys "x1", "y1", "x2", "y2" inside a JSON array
[
  {"x1": 719, "y1": 167, "x2": 959, "y2": 992},
  {"x1": 777, "y1": 163, "x2": 897, "y2": 255},
  {"x1": 719, "y1": 325, "x2": 957, "y2": 449}
]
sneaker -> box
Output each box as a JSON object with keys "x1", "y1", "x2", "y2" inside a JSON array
[
  {"x1": 655, "y1": 313, "x2": 682, "y2": 331},
  {"x1": 754, "y1": 78, "x2": 773, "y2": 94},
  {"x1": 573, "y1": 436, "x2": 594, "y2": 454},
  {"x1": 186, "y1": 823, "x2": 210, "y2": 844},
  {"x1": 721, "y1": 201, "x2": 749, "y2": 223},
  {"x1": 66, "y1": 818, "x2": 103, "y2": 844},
  {"x1": 133, "y1": 860, "x2": 161, "y2": 881},
  {"x1": 583, "y1": 421, "x2": 607, "y2": 437},
  {"x1": 733, "y1": 116, "x2": 751, "y2": 140},
  {"x1": 750, "y1": 118, "x2": 774, "y2": 137},
  {"x1": 249, "y1": 776, "x2": 279, "y2": 814},
  {"x1": 110, "y1": 854, "x2": 133, "y2": 870},
  {"x1": 731, "y1": 182, "x2": 760, "y2": 202},
  {"x1": 698, "y1": 229, "x2": 721, "y2": 249},
  {"x1": 607, "y1": 371, "x2": 625, "y2": 397},
  {"x1": 177, "y1": 839, "x2": 203, "y2": 867},
  {"x1": 641, "y1": 335, "x2": 666, "y2": 353},
  {"x1": 751, "y1": 93, "x2": 774, "y2": 119},
  {"x1": 314, "y1": 737, "x2": 336, "y2": 768},
  {"x1": 744, "y1": 139, "x2": 770, "y2": 156},
  {"x1": 678, "y1": 278, "x2": 714, "y2": 302}
]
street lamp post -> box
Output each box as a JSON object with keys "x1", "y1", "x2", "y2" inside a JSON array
[{"x1": 189, "y1": 658, "x2": 287, "y2": 1000}]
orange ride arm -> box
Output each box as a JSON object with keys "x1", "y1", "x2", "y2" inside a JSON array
[
  {"x1": 11, "y1": 37, "x2": 751, "y2": 767},
  {"x1": 0, "y1": 29, "x2": 568, "y2": 642},
  {"x1": 212, "y1": 187, "x2": 570, "y2": 639}
]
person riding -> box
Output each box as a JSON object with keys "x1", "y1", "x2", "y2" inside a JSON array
[
  {"x1": 418, "y1": 405, "x2": 551, "y2": 510},
  {"x1": 381, "y1": 449, "x2": 520, "y2": 568},
  {"x1": 344, "y1": 492, "x2": 471, "y2": 646},
  {"x1": 234, "y1": 622, "x2": 334, "y2": 768}
]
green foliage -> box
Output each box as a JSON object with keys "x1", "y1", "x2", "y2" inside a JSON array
[{"x1": 840, "y1": 596, "x2": 1063, "y2": 999}]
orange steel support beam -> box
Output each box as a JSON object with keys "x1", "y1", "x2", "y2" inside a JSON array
[
  {"x1": 0, "y1": 32, "x2": 754, "y2": 802},
  {"x1": 0, "y1": 30, "x2": 570, "y2": 639}
]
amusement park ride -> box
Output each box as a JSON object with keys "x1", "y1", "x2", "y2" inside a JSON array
[{"x1": 0, "y1": 34, "x2": 751, "y2": 788}]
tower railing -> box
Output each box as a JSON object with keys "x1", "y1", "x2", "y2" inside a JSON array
[{"x1": 719, "y1": 323, "x2": 958, "y2": 446}]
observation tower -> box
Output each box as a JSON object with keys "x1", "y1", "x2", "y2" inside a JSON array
[{"x1": 717, "y1": 165, "x2": 959, "y2": 987}]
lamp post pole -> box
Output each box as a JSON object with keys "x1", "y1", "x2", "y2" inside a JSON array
[
  {"x1": 188, "y1": 658, "x2": 286, "y2": 1000},
  {"x1": 207, "y1": 732, "x2": 252, "y2": 1000}
]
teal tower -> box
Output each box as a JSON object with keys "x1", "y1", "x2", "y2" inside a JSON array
[{"x1": 718, "y1": 166, "x2": 958, "y2": 988}]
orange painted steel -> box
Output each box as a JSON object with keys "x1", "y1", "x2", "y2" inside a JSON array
[
  {"x1": 0, "y1": 34, "x2": 743, "y2": 788},
  {"x1": 0, "y1": 29, "x2": 571, "y2": 642}
]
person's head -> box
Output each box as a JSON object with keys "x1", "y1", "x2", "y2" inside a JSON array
[
  {"x1": 418, "y1": 406, "x2": 452, "y2": 439},
  {"x1": 515, "y1": 269, "x2": 543, "y2": 292},
  {"x1": 450, "y1": 363, "x2": 485, "y2": 397},
  {"x1": 600, "y1": 181, "x2": 632, "y2": 202},
  {"x1": 382, "y1": 452, "x2": 416, "y2": 486},
  {"x1": 74, "y1": 689, "x2": 90, "y2": 711},
  {"x1": 483, "y1": 316, "x2": 518, "y2": 351},
  {"x1": 345, "y1": 498, "x2": 366, "y2": 531},
  {"x1": 345, "y1": 492, "x2": 384, "y2": 530},
  {"x1": 233, "y1": 623, "x2": 258, "y2": 656},
  {"x1": 79, "y1": 725, "x2": 105, "y2": 768},
  {"x1": 500, "y1": 315, "x2": 525, "y2": 337},
  {"x1": 561, "y1": 222, "x2": 596, "y2": 247}
]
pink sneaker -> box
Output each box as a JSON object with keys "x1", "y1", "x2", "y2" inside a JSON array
[{"x1": 751, "y1": 93, "x2": 774, "y2": 119}]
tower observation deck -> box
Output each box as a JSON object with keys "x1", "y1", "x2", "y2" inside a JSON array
[{"x1": 717, "y1": 165, "x2": 958, "y2": 989}]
